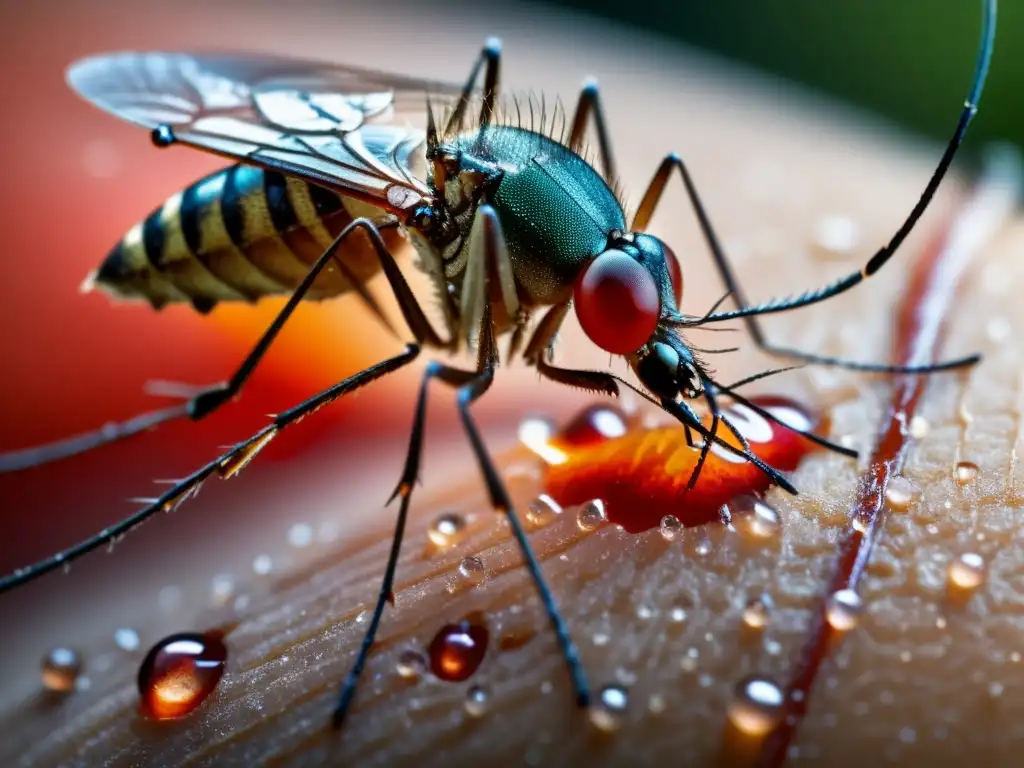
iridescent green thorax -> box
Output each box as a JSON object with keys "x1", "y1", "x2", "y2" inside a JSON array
[{"x1": 453, "y1": 126, "x2": 625, "y2": 306}]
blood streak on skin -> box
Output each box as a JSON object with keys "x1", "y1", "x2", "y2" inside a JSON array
[
  {"x1": 757, "y1": 161, "x2": 1020, "y2": 766},
  {"x1": 542, "y1": 396, "x2": 820, "y2": 534}
]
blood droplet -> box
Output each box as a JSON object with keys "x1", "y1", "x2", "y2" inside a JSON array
[
  {"x1": 543, "y1": 396, "x2": 821, "y2": 533},
  {"x1": 137, "y1": 631, "x2": 228, "y2": 720},
  {"x1": 428, "y1": 618, "x2": 489, "y2": 682},
  {"x1": 550, "y1": 403, "x2": 630, "y2": 452}
]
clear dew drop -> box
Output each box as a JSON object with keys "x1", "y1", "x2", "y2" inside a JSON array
[
  {"x1": 428, "y1": 512, "x2": 467, "y2": 548},
  {"x1": 589, "y1": 684, "x2": 629, "y2": 732},
  {"x1": 954, "y1": 461, "x2": 979, "y2": 487},
  {"x1": 732, "y1": 496, "x2": 781, "y2": 539},
  {"x1": 693, "y1": 531, "x2": 713, "y2": 557},
  {"x1": 114, "y1": 627, "x2": 140, "y2": 652},
  {"x1": 287, "y1": 522, "x2": 314, "y2": 548},
  {"x1": 885, "y1": 476, "x2": 921, "y2": 511},
  {"x1": 728, "y1": 676, "x2": 785, "y2": 736},
  {"x1": 743, "y1": 595, "x2": 774, "y2": 630},
  {"x1": 659, "y1": 515, "x2": 683, "y2": 541},
  {"x1": 209, "y1": 574, "x2": 235, "y2": 606},
  {"x1": 396, "y1": 649, "x2": 427, "y2": 681},
  {"x1": 825, "y1": 589, "x2": 863, "y2": 633},
  {"x1": 526, "y1": 494, "x2": 562, "y2": 528},
  {"x1": 458, "y1": 556, "x2": 487, "y2": 585},
  {"x1": 669, "y1": 607, "x2": 688, "y2": 624},
  {"x1": 812, "y1": 214, "x2": 860, "y2": 258},
  {"x1": 41, "y1": 647, "x2": 81, "y2": 692},
  {"x1": 947, "y1": 552, "x2": 987, "y2": 592},
  {"x1": 576, "y1": 500, "x2": 607, "y2": 532},
  {"x1": 464, "y1": 685, "x2": 490, "y2": 717},
  {"x1": 252, "y1": 554, "x2": 273, "y2": 575},
  {"x1": 909, "y1": 415, "x2": 930, "y2": 440}
]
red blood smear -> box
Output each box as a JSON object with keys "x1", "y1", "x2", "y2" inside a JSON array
[
  {"x1": 428, "y1": 619, "x2": 489, "y2": 682},
  {"x1": 544, "y1": 396, "x2": 821, "y2": 533},
  {"x1": 137, "y1": 631, "x2": 228, "y2": 720}
]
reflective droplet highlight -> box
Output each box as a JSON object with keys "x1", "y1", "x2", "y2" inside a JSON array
[
  {"x1": 589, "y1": 684, "x2": 629, "y2": 731},
  {"x1": 733, "y1": 496, "x2": 781, "y2": 539},
  {"x1": 428, "y1": 619, "x2": 489, "y2": 682},
  {"x1": 954, "y1": 461, "x2": 979, "y2": 487},
  {"x1": 464, "y1": 685, "x2": 489, "y2": 717},
  {"x1": 728, "y1": 676, "x2": 785, "y2": 736},
  {"x1": 885, "y1": 476, "x2": 921, "y2": 511},
  {"x1": 552, "y1": 403, "x2": 629, "y2": 451},
  {"x1": 659, "y1": 514, "x2": 682, "y2": 541},
  {"x1": 458, "y1": 556, "x2": 487, "y2": 585},
  {"x1": 428, "y1": 512, "x2": 467, "y2": 549},
  {"x1": 252, "y1": 554, "x2": 273, "y2": 575},
  {"x1": 41, "y1": 647, "x2": 81, "y2": 692},
  {"x1": 825, "y1": 589, "x2": 863, "y2": 633},
  {"x1": 743, "y1": 595, "x2": 774, "y2": 630},
  {"x1": 947, "y1": 552, "x2": 987, "y2": 598},
  {"x1": 209, "y1": 574, "x2": 235, "y2": 606},
  {"x1": 395, "y1": 649, "x2": 427, "y2": 681},
  {"x1": 576, "y1": 500, "x2": 607, "y2": 532},
  {"x1": 812, "y1": 214, "x2": 860, "y2": 259},
  {"x1": 114, "y1": 627, "x2": 140, "y2": 652},
  {"x1": 137, "y1": 632, "x2": 228, "y2": 720},
  {"x1": 287, "y1": 522, "x2": 314, "y2": 548},
  {"x1": 526, "y1": 494, "x2": 562, "y2": 527}
]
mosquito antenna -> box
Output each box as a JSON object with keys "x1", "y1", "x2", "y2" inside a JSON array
[
  {"x1": 699, "y1": 0, "x2": 998, "y2": 325},
  {"x1": 725, "y1": 365, "x2": 806, "y2": 390}
]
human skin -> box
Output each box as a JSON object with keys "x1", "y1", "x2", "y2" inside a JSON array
[{"x1": 1, "y1": 1, "x2": 1022, "y2": 766}]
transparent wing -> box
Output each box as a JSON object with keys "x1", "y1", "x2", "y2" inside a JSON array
[{"x1": 67, "y1": 52, "x2": 461, "y2": 213}]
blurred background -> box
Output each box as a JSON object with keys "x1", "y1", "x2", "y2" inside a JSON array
[{"x1": 0, "y1": 0, "x2": 1018, "y2": 690}]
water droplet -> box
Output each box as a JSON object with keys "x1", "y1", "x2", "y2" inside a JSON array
[
  {"x1": 669, "y1": 607, "x2": 688, "y2": 624},
  {"x1": 732, "y1": 496, "x2": 781, "y2": 539},
  {"x1": 909, "y1": 415, "x2": 930, "y2": 439},
  {"x1": 517, "y1": 415, "x2": 564, "y2": 465},
  {"x1": 526, "y1": 494, "x2": 562, "y2": 528},
  {"x1": 812, "y1": 214, "x2": 860, "y2": 258},
  {"x1": 428, "y1": 619, "x2": 489, "y2": 682},
  {"x1": 138, "y1": 632, "x2": 228, "y2": 720},
  {"x1": 954, "y1": 461, "x2": 979, "y2": 487},
  {"x1": 885, "y1": 476, "x2": 921, "y2": 511},
  {"x1": 458, "y1": 556, "x2": 487, "y2": 585},
  {"x1": 743, "y1": 595, "x2": 774, "y2": 630},
  {"x1": 114, "y1": 627, "x2": 140, "y2": 652},
  {"x1": 648, "y1": 693, "x2": 667, "y2": 715},
  {"x1": 947, "y1": 552, "x2": 987, "y2": 594},
  {"x1": 396, "y1": 649, "x2": 427, "y2": 680},
  {"x1": 589, "y1": 684, "x2": 629, "y2": 731},
  {"x1": 694, "y1": 532, "x2": 712, "y2": 557},
  {"x1": 659, "y1": 515, "x2": 683, "y2": 541},
  {"x1": 728, "y1": 676, "x2": 785, "y2": 736},
  {"x1": 636, "y1": 604, "x2": 656, "y2": 621},
  {"x1": 287, "y1": 523, "x2": 314, "y2": 548},
  {"x1": 252, "y1": 554, "x2": 273, "y2": 575},
  {"x1": 210, "y1": 574, "x2": 235, "y2": 606},
  {"x1": 428, "y1": 512, "x2": 467, "y2": 549},
  {"x1": 985, "y1": 316, "x2": 1011, "y2": 342},
  {"x1": 464, "y1": 685, "x2": 489, "y2": 717},
  {"x1": 576, "y1": 500, "x2": 606, "y2": 532},
  {"x1": 41, "y1": 647, "x2": 81, "y2": 692},
  {"x1": 556, "y1": 403, "x2": 629, "y2": 450},
  {"x1": 825, "y1": 589, "x2": 863, "y2": 633}
]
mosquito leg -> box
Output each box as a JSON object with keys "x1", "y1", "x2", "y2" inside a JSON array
[
  {"x1": 568, "y1": 79, "x2": 616, "y2": 182},
  {"x1": 445, "y1": 38, "x2": 502, "y2": 134},
  {"x1": 0, "y1": 219, "x2": 444, "y2": 474},
  {"x1": 0, "y1": 344, "x2": 421, "y2": 594},
  {"x1": 631, "y1": 0, "x2": 996, "y2": 372}
]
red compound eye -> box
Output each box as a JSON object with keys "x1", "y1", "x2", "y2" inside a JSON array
[
  {"x1": 574, "y1": 249, "x2": 661, "y2": 355},
  {"x1": 663, "y1": 242, "x2": 683, "y2": 307}
]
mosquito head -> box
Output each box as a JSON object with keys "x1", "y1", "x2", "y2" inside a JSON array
[{"x1": 574, "y1": 231, "x2": 695, "y2": 397}]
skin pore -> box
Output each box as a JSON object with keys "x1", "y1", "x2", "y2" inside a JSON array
[{"x1": 1, "y1": 1, "x2": 1022, "y2": 765}]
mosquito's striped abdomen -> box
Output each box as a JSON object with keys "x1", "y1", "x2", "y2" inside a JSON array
[{"x1": 87, "y1": 164, "x2": 405, "y2": 312}]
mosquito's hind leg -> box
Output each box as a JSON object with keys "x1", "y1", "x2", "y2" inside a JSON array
[
  {"x1": 568, "y1": 79, "x2": 616, "y2": 183},
  {"x1": 0, "y1": 219, "x2": 444, "y2": 474},
  {"x1": 445, "y1": 38, "x2": 502, "y2": 133}
]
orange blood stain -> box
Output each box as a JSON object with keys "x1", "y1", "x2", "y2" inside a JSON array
[
  {"x1": 137, "y1": 631, "x2": 228, "y2": 720},
  {"x1": 543, "y1": 396, "x2": 821, "y2": 533},
  {"x1": 428, "y1": 618, "x2": 489, "y2": 682}
]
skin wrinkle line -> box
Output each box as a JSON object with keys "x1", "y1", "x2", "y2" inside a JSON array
[{"x1": 757, "y1": 154, "x2": 1021, "y2": 766}]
